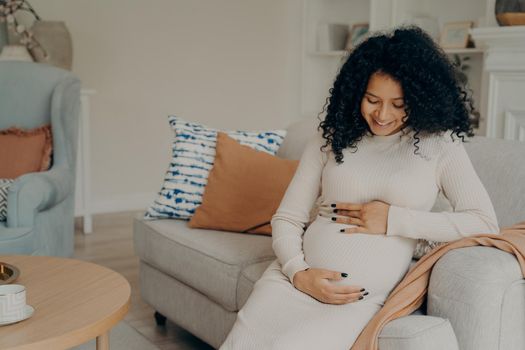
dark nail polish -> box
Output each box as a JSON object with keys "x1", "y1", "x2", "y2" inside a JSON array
[
  {"x1": 360, "y1": 288, "x2": 365, "y2": 292},
  {"x1": 359, "y1": 296, "x2": 364, "y2": 300},
  {"x1": 331, "y1": 217, "x2": 336, "y2": 221},
  {"x1": 333, "y1": 209, "x2": 338, "y2": 213},
  {"x1": 339, "y1": 229, "x2": 345, "y2": 233},
  {"x1": 341, "y1": 272, "x2": 348, "y2": 277},
  {"x1": 331, "y1": 203, "x2": 336, "y2": 208},
  {"x1": 363, "y1": 292, "x2": 369, "y2": 296}
]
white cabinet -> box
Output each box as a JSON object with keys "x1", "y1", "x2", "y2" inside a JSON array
[{"x1": 300, "y1": 0, "x2": 503, "y2": 138}]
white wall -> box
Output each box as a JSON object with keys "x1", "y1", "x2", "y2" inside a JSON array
[{"x1": 29, "y1": 0, "x2": 303, "y2": 213}]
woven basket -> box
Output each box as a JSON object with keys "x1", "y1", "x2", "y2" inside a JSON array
[{"x1": 496, "y1": 12, "x2": 525, "y2": 26}]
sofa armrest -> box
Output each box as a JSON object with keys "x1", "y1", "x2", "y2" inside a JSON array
[
  {"x1": 427, "y1": 246, "x2": 525, "y2": 350},
  {"x1": 6, "y1": 165, "x2": 73, "y2": 228}
]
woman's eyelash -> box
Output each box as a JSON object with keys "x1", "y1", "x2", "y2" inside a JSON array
[{"x1": 367, "y1": 98, "x2": 404, "y2": 108}]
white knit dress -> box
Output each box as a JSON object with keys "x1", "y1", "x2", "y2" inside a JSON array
[{"x1": 220, "y1": 128, "x2": 499, "y2": 350}]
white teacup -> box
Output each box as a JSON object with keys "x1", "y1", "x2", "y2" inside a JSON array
[{"x1": 0, "y1": 284, "x2": 26, "y2": 322}]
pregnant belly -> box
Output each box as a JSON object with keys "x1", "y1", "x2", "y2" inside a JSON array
[{"x1": 303, "y1": 217, "x2": 416, "y2": 298}]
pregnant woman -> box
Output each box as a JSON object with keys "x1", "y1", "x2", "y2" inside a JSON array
[{"x1": 220, "y1": 26, "x2": 499, "y2": 349}]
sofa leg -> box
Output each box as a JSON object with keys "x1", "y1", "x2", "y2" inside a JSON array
[{"x1": 154, "y1": 311, "x2": 167, "y2": 326}]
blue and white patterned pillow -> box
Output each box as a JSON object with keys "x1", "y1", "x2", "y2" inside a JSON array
[
  {"x1": 0, "y1": 179, "x2": 14, "y2": 222},
  {"x1": 145, "y1": 116, "x2": 287, "y2": 220}
]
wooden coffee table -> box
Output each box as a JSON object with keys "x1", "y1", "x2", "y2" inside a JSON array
[{"x1": 0, "y1": 255, "x2": 131, "y2": 350}]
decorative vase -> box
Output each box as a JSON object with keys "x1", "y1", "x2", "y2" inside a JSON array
[
  {"x1": 29, "y1": 20, "x2": 73, "y2": 70},
  {"x1": 0, "y1": 22, "x2": 7, "y2": 52},
  {"x1": 495, "y1": 0, "x2": 525, "y2": 26},
  {"x1": 0, "y1": 45, "x2": 34, "y2": 62}
]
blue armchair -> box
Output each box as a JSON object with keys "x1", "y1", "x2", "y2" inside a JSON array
[{"x1": 0, "y1": 61, "x2": 81, "y2": 256}]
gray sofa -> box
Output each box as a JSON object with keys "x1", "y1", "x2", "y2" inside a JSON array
[{"x1": 134, "y1": 118, "x2": 525, "y2": 350}]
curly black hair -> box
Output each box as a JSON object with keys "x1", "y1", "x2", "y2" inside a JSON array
[{"x1": 318, "y1": 26, "x2": 475, "y2": 164}]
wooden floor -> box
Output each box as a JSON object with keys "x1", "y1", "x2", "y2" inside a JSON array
[{"x1": 74, "y1": 211, "x2": 215, "y2": 350}]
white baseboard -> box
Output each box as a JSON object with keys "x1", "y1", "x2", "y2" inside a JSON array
[{"x1": 89, "y1": 192, "x2": 157, "y2": 215}]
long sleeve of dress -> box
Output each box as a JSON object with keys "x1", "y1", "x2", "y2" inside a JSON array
[
  {"x1": 271, "y1": 132, "x2": 328, "y2": 285},
  {"x1": 387, "y1": 139, "x2": 499, "y2": 241}
]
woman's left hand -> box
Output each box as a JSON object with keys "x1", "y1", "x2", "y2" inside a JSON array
[{"x1": 331, "y1": 200, "x2": 390, "y2": 235}]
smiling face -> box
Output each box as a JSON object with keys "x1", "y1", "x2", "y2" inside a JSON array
[{"x1": 360, "y1": 72, "x2": 407, "y2": 136}]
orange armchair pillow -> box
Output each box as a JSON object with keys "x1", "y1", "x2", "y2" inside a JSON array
[
  {"x1": 0, "y1": 125, "x2": 53, "y2": 178},
  {"x1": 188, "y1": 132, "x2": 299, "y2": 235}
]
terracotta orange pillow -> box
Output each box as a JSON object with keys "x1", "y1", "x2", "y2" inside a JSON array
[
  {"x1": 188, "y1": 132, "x2": 299, "y2": 235},
  {"x1": 0, "y1": 125, "x2": 53, "y2": 178}
]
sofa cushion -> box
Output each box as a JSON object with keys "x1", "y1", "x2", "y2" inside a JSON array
[
  {"x1": 276, "y1": 117, "x2": 318, "y2": 160},
  {"x1": 189, "y1": 132, "x2": 298, "y2": 235},
  {"x1": 145, "y1": 116, "x2": 287, "y2": 220},
  {"x1": 379, "y1": 315, "x2": 459, "y2": 350},
  {"x1": 463, "y1": 137, "x2": 525, "y2": 227},
  {"x1": 133, "y1": 216, "x2": 275, "y2": 312},
  {"x1": 236, "y1": 259, "x2": 274, "y2": 309},
  {"x1": 140, "y1": 261, "x2": 236, "y2": 349}
]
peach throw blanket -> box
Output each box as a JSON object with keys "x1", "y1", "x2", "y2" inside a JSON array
[{"x1": 351, "y1": 221, "x2": 525, "y2": 350}]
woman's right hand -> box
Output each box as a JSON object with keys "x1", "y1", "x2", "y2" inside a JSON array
[{"x1": 292, "y1": 268, "x2": 368, "y2": 305}]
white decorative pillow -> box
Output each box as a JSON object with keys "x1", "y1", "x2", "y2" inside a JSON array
[
  {"x1": 145, "y1": 116, "x2": 287, "y2": 220},
  {"x1": 0, "y1": 179, "x2": 14, "y2": 222}
]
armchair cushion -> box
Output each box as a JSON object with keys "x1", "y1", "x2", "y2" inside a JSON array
[
  {"x1": 0, "y1": 125, "x2": 52, "y2": 178},
  {"x1": 6, "y1": 165, "x2": 73, "y2": 228},
  {"x1": 0, "y1": 222, "x2": 35, "y2": 254}
]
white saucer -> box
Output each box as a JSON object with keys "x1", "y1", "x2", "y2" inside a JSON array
[{"x1": 0, "y1": 305, "x2": 34, "y2": 326}]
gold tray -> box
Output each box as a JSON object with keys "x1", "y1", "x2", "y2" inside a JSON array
[
  {"x1": 497, "y1": 12, "x2": 525, "y2": 26},
  {"x1": 0, "y1": 262, "x2": 20, "y2": 285}
]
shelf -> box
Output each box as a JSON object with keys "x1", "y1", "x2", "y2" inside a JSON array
[
  {"x1": 471, "y1": 26, "x2": 525, "y2": 51},
  {"x1": 310, "y1": 48, "x2": 484, "y2": 57},
  {"x1": 443, "y1": 48, "x2": 484, "y2": 54},
  {"x1": 309, "y1": 50, "x2": 348, "y2": 57},
  {"x1": 301, "y1": 0, "x2": 491, "y2": 121}
]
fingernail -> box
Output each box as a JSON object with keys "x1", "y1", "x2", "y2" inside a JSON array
[
  {"x1": 339, "y1": 229, "x2": 345, "y2": 233},
  {"x1": 331, "y1": 203, "x2": 336, "y2": 208},
  {"x1": 363, "y1": 291, "x2": 369, "y2": 296},
  {"x1": 341, "y1": 272, "x2": 348, "y2": 277},
  {"x1": 333, "y1": 209, "x2": 338, "y2": 213},
  {"x1": 359, "y1": 296, "x2": 364, "y2": 300},
  {"x1": 360, "y1": 288, "x2": 365, "y2": 292},
  {"x1": 331, "y1": 217, "x2": 336, "y2": 221}
]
